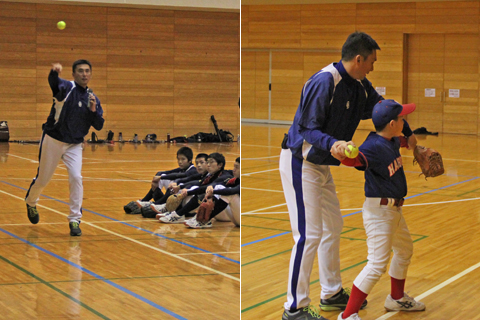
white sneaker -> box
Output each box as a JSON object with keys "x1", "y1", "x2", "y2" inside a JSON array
[
  {"x1": 384, "y1": 293, "x2": 426, "y2": 312},
  {"x1": 159, "y1": 211, "x2": 185, "y2": 224},
  {"x1": 156, "y1": 212, "x2": 169, "y2": 219},
  {"x1": 135, "y1": 200, "x2": 151, "y2": 208},
  {"x1": 337, "y1": 313, "x2": 362, "y2": 320},
  {"x1": 184, "y1": 217, "x2": 213, "y2": 229},
  {"x1": 151, "y1": 203, "x2": 167, "y2": 214}
]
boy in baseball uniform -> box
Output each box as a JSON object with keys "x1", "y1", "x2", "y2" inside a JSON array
[{"x1": 338, "y1": 99, "x2": 424, "y2": 320}]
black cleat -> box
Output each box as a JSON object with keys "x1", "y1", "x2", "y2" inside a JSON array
[
  {"x1": 26, "y1": 204, "x2": 39, "y2": 224},
  {"x1": 320, "y1": 288, "x2": 367, "y2": 311},
  {"x1": 69, "y1": 221, "x2": 82, "y2": 236},
  {"x1": 282, "y1": 306, "x2": 328, "y2": 320}
]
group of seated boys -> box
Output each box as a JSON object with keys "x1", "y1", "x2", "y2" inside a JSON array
[{"x1": 123, "y1": 146, "x2": 240, "y2": 229}]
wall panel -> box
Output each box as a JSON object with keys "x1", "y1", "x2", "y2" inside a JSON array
[
  {"x1": 242, "y1": 1, "x2": 480, "y2": 135},
  {"x1": 0, "y1": 1, "x2": 239, "y2": 140}
]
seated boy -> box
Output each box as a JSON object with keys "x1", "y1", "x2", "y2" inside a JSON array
[
  {"x1": 140, "y1": 153, "x2": 209, "y2": 218},
  {"x1": 123, "y1": 146, "x2": 196, "y2": 214},
  {"x1": 159, "y1": 152, "x2": 232, "y2": 224},
  {"x1": 185, "y1": 157, "x2": 240, "y2": 228}
]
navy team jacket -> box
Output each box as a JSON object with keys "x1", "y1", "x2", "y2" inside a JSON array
[
  {"x1": 286, "y1": 60, "x2": 383, "y2": 165},
  {"x1": 44, "y1": 70, "x2": 104, "y2": 144}
]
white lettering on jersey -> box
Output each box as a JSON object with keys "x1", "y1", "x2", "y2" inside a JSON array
[{"x1": 387, "y1": 156, "x2": 403, "y2": 177}]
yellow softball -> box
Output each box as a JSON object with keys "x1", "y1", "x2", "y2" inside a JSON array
[{"x1": 345, "y1": 145, "x2": 359, "y2": 158}]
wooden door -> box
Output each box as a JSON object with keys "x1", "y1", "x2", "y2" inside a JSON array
[{"x1": 407, "y1": 33, "x2": 479, "y2": 134}]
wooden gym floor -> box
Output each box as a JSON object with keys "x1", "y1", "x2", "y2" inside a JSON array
[
  {"x1": 0, "y1": 141, "x2": 239, "y2": 320},
  {"x1": 241, "y1": 123, "x2": 480, "y2": 320}
]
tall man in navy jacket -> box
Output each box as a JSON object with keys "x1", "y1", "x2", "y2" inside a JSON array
[
  {"x1": 280, "y1": 32, "x2": 402, "y2": 320},
  {"x1": 25, "y1": 60, "x2": 104, "y2": 236}
]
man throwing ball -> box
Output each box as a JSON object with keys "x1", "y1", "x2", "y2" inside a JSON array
[{"x1": 25, "y1": 60, "x2": 104, "y2": 236}]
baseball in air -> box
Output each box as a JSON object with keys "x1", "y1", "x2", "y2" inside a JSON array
[
  {"x1": 57, "y1": 21, "x2": 66, "y2": 30},
  {"x1": 345, "y1": 145, "x2": 359, "y2": 158}
]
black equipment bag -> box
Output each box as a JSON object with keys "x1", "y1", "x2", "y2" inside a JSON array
[{"x1": 0, "y1": 121, "x2": 10, "y2": 142}]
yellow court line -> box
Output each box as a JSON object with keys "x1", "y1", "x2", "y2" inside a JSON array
[{"x1": 0, "y1": 189, "x2": 240, "y2": 282}]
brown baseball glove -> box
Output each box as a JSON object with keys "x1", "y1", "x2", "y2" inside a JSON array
[
  {"x1": 166, "y1": 194, "x2": 185, "y2": 212},
  {"x1": 413, "y1": 145, "x2": 445, "y2": 179},
  {"x1": 196, "y1": 197, "x2": 215, "y2": 223}
]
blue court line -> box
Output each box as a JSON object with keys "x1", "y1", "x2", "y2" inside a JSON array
[
  {"x1": 0, "y1": 180, "x2": 239, "y2": 264},
  {"x1": 242, "y1": 176, "x2": 479, "y2": 246},
  {"x1": 0, "y1": 227, "x2": 188, "y2": 320},
  {"x1": 241, "y1": 231, "x2": 290, "y2": 247}
]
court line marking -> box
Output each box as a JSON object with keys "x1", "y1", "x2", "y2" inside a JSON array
[
  {"x1": 0, "y1": 255, "x2": 111, "y2": 320},
  {"x1": 242, "y1": 177, "x2": 480, "y2": 215},
  {"x1": 243, "y1": 155, "x2": 280, "y2": 160},
  {"x1": 177, "y1": 251, "x2": 240, "y2": 256},
  {"x1": 0, "y1": 189, "x2": 239, "y2": 282},
  {"x1": 241, "y1": 236, "x2": 429, "y2": 313},
  {"x1": 0, "y1": 180, "x2": 239, "y2": 264},
  {"x1": 375, "y1": 260, "x2": 480, "y2": 320},
  {"x1": 6, "y1": 153, "x2": 38, "y2": 163},
  {"x1": 241, "y1": 177, "x2": 480, "y2": 246},
  {"x1": 0, "y1": 228, "x2": 188, "y2": 320},
  {"x1": 242, "y1": 168, "x2": 279, "y2": 176},
  {"x1": 242, "y1": 187, "x2": 284, "y2": 193},
  {"x1": 242, "y1": 196, "x2": 480, "y2": 215}
]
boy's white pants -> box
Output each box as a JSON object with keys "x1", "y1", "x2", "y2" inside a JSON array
[
  {"x1": 353, "y1": 198, "x2": 413, "y2": 294},
  {"x1": 158, "y1": 178, "x2": 173, "y2": 191},
  {"x1": 25, "y1": 134, "x2": 83, "y2": 222},
  {"x1": 279, "y1": 148, "x2": 344, "y2": 310},
  {"x1": 215, "y1": 193, "x2": 240, "y2": 227}
]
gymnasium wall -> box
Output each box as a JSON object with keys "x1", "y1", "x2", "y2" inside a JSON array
[
  {"x1": 0, "y1": 1, "x2": 239, "y2": 140},
  {"x1": 241, "y1": 1, "x2": 480, "y2": 134}
]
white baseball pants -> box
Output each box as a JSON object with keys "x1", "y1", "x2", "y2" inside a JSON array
[
  {"x1": 215, "y1": 193, "x2": 240, "y2": 227},
  {"x1": 279, "y1": 149, "x2": 344, "y2": 310},
  {"x1": 25, "y1": 134, "x2": 83, "y2": 222},
  {"x1": 353, "y1": 198, "x2": 413, "y2": 294},
  {"x1": 158, "y1": 178, "x2": 173, "y2": 191}
]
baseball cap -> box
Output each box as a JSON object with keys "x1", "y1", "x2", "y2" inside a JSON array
[{"x1": 372, "y1": 99, "x2": 416, "y2": 127}]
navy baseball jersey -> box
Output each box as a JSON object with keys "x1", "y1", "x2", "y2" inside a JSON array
[
  {"x1": 286, "y1": 60, "x2": 383, "y2": 165},
  {"x1": 44, "y1": 70, "x2": 104, "y2": 144},
  {"x1": 357, "y1": 132, "x2": 407, "y2": 199}
]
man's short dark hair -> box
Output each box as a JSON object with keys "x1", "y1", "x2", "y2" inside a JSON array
[
  {"x1": 375, "y1": 115, "x2": 398, "y2": 132},
  {"x1": 236, "y1": 157, "x2": 240, "y2": 163},
  {"x1": 196, "y1": 153, "x2": 208, "y2": 161},
  {"x1": 208, "y1": 152, "x2": 226, "y2": 170},
  {"x1": 72, "y1": 59, "x2": 92, "y2": 73},
  {"x1": 342, "y1": 32, "x2": 381, "y2": 61},
  {"x1": 177, "y1": 147, "x2": 193, "y2": 162}
]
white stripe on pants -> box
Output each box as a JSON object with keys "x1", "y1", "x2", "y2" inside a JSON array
[
  {"x1": 25, "y1": 134, "x2": 83, "y2": 222},
  {"x1": 353, "y1": 198, "x2": 413, "y2": 294},
  {"x1": 279, "y1": 149, "x2": 343, "y2": 310}
]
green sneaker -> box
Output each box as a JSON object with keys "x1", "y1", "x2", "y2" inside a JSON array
[
  {"x1": 320, "y1": 288, "x2": 367, "y2": 311},
  {"x1": 69, "y1": 221, "x2": 82, "y2": 236},
  {"x1": 282, "y1": 305, "x2": 328, "y2": 320},
  {"x1": 26, "y1": 204, "x2": 39, "y2": 224}
]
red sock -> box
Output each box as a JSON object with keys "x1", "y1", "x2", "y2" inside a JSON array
[
  {"x1": 391, "y1": 277, "x2": 405, "y2": 300},
  {"x1": 343, "y1": 285, "x2": 368, "y2": 318}
]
